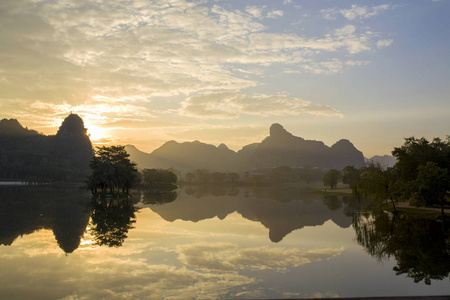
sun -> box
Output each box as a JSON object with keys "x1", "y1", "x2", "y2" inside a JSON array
[{"x1": 86, "y1": 124, "x2": 106, "y2": 142}]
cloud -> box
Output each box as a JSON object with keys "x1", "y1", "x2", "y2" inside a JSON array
[
  {"x1": 0, "y1": 0, "x2": 392, "y2": 135},
  {"x1": 301, "y1": 59, "x2": 371, "y2": 75},
  {"x1": 376, "y1": 39, "x2": 394, "y2": 48},
  {"x1": 267, "y1": 10, "x2": 284, "y2": 19},
  {"x1": 180, "y1": 92, "x2": 342, "y2": 119},
  {"x1": 177, "y1": 242, "x2": 344, "y2": 271},
  {"x1": 322, "y1": 4, "x2": 391, "y2": 21}
]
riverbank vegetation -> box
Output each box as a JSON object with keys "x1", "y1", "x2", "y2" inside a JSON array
[{"x1": 320, "y1": 137, "x2": 449, "y2": 216}]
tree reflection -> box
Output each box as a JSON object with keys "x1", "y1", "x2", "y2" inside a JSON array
[
  {"x1": 354, "y1": 211, "x2": 450, "y2": 285},
  {"x1": 89, "y1": 198, "x2": 137, "y2": 247},
  {"x1": 142, "y1": 189, "x2": 177, "y2": 205}
]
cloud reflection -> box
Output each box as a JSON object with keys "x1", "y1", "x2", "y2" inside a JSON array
[{"x1": 177, "y1": 242, "x2": 344, "y2": 272}]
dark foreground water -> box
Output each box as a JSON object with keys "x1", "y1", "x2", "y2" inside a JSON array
[{"x1": 0, "y1": 185, "x2": 449, "y2": 299}]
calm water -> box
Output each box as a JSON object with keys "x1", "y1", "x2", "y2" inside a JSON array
[{"x1": 0, "y1": 185, "x2": 449, "y2": 299}]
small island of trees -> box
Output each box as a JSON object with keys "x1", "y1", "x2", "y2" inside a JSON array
[{"x1": 87, "y1": 145, "x2": 179, "y2": 197}]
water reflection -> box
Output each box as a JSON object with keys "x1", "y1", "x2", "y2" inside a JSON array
[
  {"x1": 1, "y1": 185, "x2": 450, "y2": 298},
  {"x1": 0, "y1": 185, "x2": 365, "y2": 252},
  {"x1": 89, "y1": 198, "x2": 137, "y2": 247},
  {"x1": 146, "y1": 186, "x2": 364, "y2": 243},
  {"x1": 354, "y1": 211, "x2": 450, "y2": 285},
  {"x1": 0, "y1": 185, "x2": 90, "y2": 253}
]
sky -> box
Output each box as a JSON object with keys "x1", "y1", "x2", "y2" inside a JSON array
[{"x1": 1, "y1": 0, "x2": 449, "y2": 157}]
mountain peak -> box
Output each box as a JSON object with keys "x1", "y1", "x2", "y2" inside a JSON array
[
  {"x1": 56, "y1": 114, "x2": 87, "y2": 137},
  {"x1": 270, "y1": 123, "x2": 291, "y2": 138},
  {"x1": 218, "y1": 143, "x2": 229, "y2": 150}
]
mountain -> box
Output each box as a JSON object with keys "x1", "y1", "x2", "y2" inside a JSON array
[
  {"x1": 0, "y1": 114, "x2": 93, "y2": 182},
  {"x1": 126, "y1": 140, "x2": 239, "y2": 172},
  {"x1": 0, "y1": 118, "x2": 39, "y2": 136},
  {"x1": 365, "y1": 155, "x2": 397, "y2": 169},
  {"x1": 127, "y1": 123, "x2": 366, "y2": 173},
  {"x1": 241, "y1": 123, "x2": 365, "y2": 170}
]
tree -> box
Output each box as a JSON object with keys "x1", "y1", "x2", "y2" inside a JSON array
[
  {"x1": 391, "y1": 136, "x2": 450, "y2": 211},
  {"x1": 87, "y1": 146, "x2": 138, "y2": 194},
  {"x1": 185, "y1": 172, "x2": 196, "y2": 183},
  {"x1": 142, "y1": 168, "x2": 177, "y2": 187},
  {"x1": 392, "y1": 136, "x2": 450, "y2": 184},
  {"x1": 354, "y1": 163, "x2": 400, "y2": 212},
  {"x1": 211, "y1": 172, "x2": 227, "y2": 183},
  {"x1": 227, "y1": 172, "x2": 240, "y2": 183},
  {"x1": 415, "y1": 162, "x2": 449, "y2": 215},
  {"x1": 322, "y1": 169, "x2": 341, "y2": 189},
  {"x1": 342, "y1": 165, "x2": 362, "y2": 188}
]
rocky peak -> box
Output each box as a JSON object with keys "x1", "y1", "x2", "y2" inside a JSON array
[
  {"x1": 270, "y1": 123, "x2": 289, "y2": 137},
  {"x1": 56, "y1": 114, "x2": 87, "y2": 137}
]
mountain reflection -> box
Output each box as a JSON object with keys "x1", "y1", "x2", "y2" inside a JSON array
[
  {"x1": 0, "y1": 185, "x2": 91, "y2": 253},
  {"x1": 146, "y1": 186, "x2": 365, "y2": 243},
  {"x1": 0, "y1": 185, "x2": 366, "y2": 252},
  {"x1": 354, "y1": 211, "x2": 450, "y2": 285}
]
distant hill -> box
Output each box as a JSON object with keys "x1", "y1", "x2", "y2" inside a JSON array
[
  {"x1": 365, "y1": 155, "x2": 397, "y2": 169},
  {"x1": 127, "y1": 123, "x2": 366, "y2": 173},
  {"x1": 0, "y1": 114, "x2": 93, "y2": 182}
]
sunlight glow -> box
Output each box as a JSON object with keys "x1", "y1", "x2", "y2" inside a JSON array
[{"x1": 86, "y1": 125, "x2": 106, "y2": 142}]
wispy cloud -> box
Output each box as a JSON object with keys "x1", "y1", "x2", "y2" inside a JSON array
[
  {"x1": 322, "y1": 4, "x2": 392, "y2": 21},
  {"x1": 180, "y1": 92, "x2": 342, "y2": 119}
]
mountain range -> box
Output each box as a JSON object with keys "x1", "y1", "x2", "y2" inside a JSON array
[
  {"x1": 126, "y1": 123, "x2": 367, "y2": 173},
  {"x1": 1, "y1": 115, "x2": 392, "y2": 178}
]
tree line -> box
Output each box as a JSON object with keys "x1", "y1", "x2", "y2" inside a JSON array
[{"x1": 322, "y1": 136, "x2": 450, "y2": 215}]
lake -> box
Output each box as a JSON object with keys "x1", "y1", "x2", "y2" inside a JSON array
[{"x1": 0, "y1": 185, "x2": 449, "y2": 299}]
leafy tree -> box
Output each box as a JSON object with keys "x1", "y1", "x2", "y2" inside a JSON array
[
  {"x1": 354, "y1": 164, "x2": 400, "y2": 212},
  {"x1": 322, "y1": 169, "x2": 341, "y2": 189},
  {"x1": 142, "y1": 168, "x2": 177, "y2": 186},
  {"x1": 87, "y1": 146, "x2": 138, "y2": 194},
  {"x1": 342, "y1": 165, "x2": 362, "y2": 188},
  {"x1": 392, "y1": 136, "x2": 450, "y2": 183},
  {"x1": 415, "y1": 162, "x2": 449, "y2": 215},
  {"x1": 391, "y1": 136, "x2": 450, "y2": 211}
]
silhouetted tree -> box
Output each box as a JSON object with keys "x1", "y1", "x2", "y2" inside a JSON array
[
  {"x1": 87, "y1": 146, "x2": 138, "y2": 194},
  {"x1": 228, "y1": 172, "x2": 240, "y2": 183},
  {"x1": 323, "y1": 169, "x2": 341, "y2": 189},
  {"x1": 142, "y1": 168, "x2": 177, "y2": 187},
  {"x1": 185, "y1": 172, "x2": 195, "y2": 183},
  {"x1": 354, "y1": 164, "x2": 400, "y2": 212}
]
